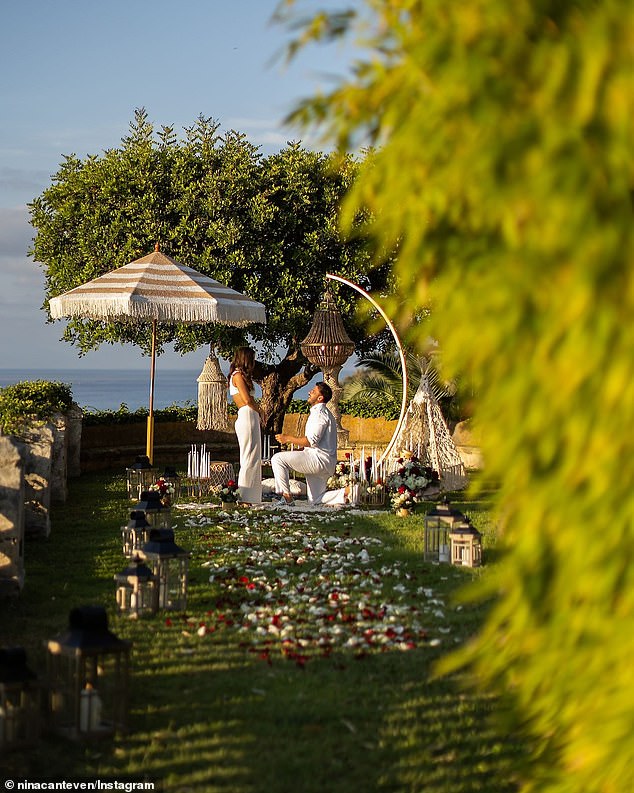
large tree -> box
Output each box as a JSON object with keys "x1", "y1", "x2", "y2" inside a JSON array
[
  {"x1": 29, "y1": 109, "x2": 390, "y2": 430},
  {"x1": 281, "y1": 1, "x2": 633, "y2": 792}
]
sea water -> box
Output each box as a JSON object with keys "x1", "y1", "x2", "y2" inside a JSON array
[{"x1": 0, "y1": 368, "x2": 201, "y2": 412}]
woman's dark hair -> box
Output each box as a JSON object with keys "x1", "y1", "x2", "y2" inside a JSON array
[{"x1": 229, "y1": 346, "x2": 255, "y2": 392}]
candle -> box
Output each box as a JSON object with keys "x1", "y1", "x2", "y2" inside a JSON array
[
  {"x1": 0, "y1": 701, "x2": 15, "y2": 743},
  {"x1": 79, "y1": 684, "x2": 102, "y2": 732}
]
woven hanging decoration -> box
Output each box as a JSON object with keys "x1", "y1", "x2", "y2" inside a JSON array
[
  {"x1": 300, "y1": 291, "x2": 355, "y2": 370},
  {"x1": 196, "y1": 353, "x2": 228, "y2": 431}
]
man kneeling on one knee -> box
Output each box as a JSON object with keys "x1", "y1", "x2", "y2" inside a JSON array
[{"x1": 272, "y1": 381, "x2": 337, "y2": 505}]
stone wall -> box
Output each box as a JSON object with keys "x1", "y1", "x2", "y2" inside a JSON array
[
  {"x1": 80, "y1": 421, "x2": 238, "y2": 472},
  {"x1": 0, "y1": 435, "x2": 25, "y2": 594},
  {"x1": 80, "y1": 414, "x2": 483, "y2": 472}
]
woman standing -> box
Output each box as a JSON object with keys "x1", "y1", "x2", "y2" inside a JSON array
[{"x1": 229, "y1": 346, "x2": 262, "y2": 504}]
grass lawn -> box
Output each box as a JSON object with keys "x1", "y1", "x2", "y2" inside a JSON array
[{"x1": 1, "y1": 472, "x2": 524, "y2": 792}]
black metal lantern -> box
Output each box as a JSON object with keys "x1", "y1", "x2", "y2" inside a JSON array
[
  {"x1": 121, "y1": 510, "x2": 153, "y2": 558},
  {"x1": 141, "y1": 529, "x2": 190, "y2": 611},
  {"x1": 0, "y1": 647, "x2": 40, "y2": 751},
  {"x1": 114, "y1": 556, "x2": 158, "y2": 618},
  {"x1": 134, "y1": 490, "x2": 171, "y2": 529},
  {"x1": 423, "y1": 500, "x2": 468, "y2": 562},
  {"x1": 46, "y1": 606, "x2": 130, "y2": 740},
  {"x1": 125, "y1": 455, "x2": 157, "y2": 501},
  {"x1": 449, "y1": 519, "x2": 483, "y2": 568},
  {"x1": 301, "y1": 290, "x2": 355, "y2": 443}
]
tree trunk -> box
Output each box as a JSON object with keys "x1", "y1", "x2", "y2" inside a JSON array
[{"x1": 255, "y1": 349, "x2": 319, "y2": 433}]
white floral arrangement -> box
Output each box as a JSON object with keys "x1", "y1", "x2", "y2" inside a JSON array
[
  {"x1": 327, "y1": 455, "x2": 358, "y2": 490},
  {"x1": 386, "y1": 455, "x2": 439, "y2": 512}
]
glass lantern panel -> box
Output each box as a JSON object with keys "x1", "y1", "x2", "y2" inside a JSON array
[
  {"x1": 47, "y1": 648, "x2": 129, "y2": 739},
  {"x1": 151, "y1": 558, "x2": 189, "y2": 611},
  {"x1": 0, "y1": 682, "x2": 40, "y2": 750},
  {"x1": 115, "y1": 580, "x2": 158, "y2": 616},
  {"x1": 126, "y1": 468, "x2": 157, "y2": 500}
]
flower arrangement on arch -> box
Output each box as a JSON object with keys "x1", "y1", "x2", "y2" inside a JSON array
[
  {"x1": 386, "y1": 454, "x2": 439, "y2": 512},
  {"x1": 219, "y1": 480, "x2": 240, "y2": 504}
]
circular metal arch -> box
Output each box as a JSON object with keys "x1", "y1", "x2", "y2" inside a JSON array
[{"x1": 325, "y1": 273, "x2": 408, "y2": 465}]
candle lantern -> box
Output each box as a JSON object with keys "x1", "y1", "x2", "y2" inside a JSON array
[
  {"x1": 121, "y1": 511, "x2": 152, "y2": 558},
  {"x1": 161, "y1": 467, "x2": 181, "y2": 503},
  {"x1": 449, "y1": 519, "x2": 482, "y2": 568},
  {"x1": 114, "y1": 556, "x2": 158, "y2": 618},
  {"x1": 423, "y1": 500, "x2": 468, "y2": 562},
  {"x1": 0, "y1": 647, "x2": 40, "y2": 751},
  {"x1": 141, "y1": 529, "x2": 190, "y2": 611},
  {"x1": 125, "y1": 455, "x2": 157, "y2": 500},
  {"x1": 46, "y1": 606, "x2": 130, "y2": 740},
  {"x1": 134, "y1": 490, "x2": 171, "y2": 529}
]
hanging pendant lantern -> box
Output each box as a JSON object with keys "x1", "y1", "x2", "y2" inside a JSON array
[
  {"x1": 301, "y1": 290, "x2": 355, "y2": 371},
  {"x1": 196, "y1": 351, "x2": 228, "y2": 431},
  {"x1": 301, "y1": 290, "x2": 355, "y2": 444}
]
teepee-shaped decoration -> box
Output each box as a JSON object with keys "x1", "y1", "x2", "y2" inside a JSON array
[
  {"x1": 389, "y1": 373, "x2": 467, "y2": 491},
  {"x1": 196, "y1": 351, "x2": 228, "y2": 431}
]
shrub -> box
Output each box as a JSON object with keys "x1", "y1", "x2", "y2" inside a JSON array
[{"x1": 0, "y1": 380, "x2": 74, "y2": 437}]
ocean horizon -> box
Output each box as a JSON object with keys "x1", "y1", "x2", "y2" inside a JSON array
[
  {"x1": 0, "y1": 367, "x2": 203, "y2": 412},
  {"x1": 0, "y1": 366, "x2": 315, "y2": 412}
]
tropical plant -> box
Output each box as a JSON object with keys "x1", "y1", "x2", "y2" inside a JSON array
[
  {"x1": 342, "y1": 349, "x2": 459, "y2": 422},
  {"x1": 281, "y1": 1, "x2": 634, "y2": 792}
]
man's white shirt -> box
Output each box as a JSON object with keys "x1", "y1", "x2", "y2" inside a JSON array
[{"x1": 305, "y1": 402, "x2": 337, "y2": 466}]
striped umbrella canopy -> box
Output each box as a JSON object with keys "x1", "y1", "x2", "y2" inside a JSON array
[{"x1": 49, "y1": 245, "x2": 266, "y2": 461}]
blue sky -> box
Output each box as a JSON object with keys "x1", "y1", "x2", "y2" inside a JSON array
[{"x1": 0, "y1": 0, "x2": 356, "y2": 371}]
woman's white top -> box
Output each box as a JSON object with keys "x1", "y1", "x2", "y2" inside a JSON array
[{"x1": 229, "y1": 370, "x2": 254, "y2": 397}]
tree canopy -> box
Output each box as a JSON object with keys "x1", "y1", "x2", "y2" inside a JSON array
[
  {"x1": 281, "y1": 0, "x2": 634, "y2": 791},
  {"x1": 30, "y1": 109, "x2": 391, "y2": 429}
]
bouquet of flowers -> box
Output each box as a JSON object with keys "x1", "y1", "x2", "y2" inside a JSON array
[
  {"x1": 150, "y1": 477, "x2": 175, "y2": 496},
  {"x1": 391, "y1": 485, "x2": 418, "y2": 511},
  {"x1": 386, "y1": 454, "x2": 439, "y2": 512},
  {"x1": 327, "y1": 453, "x2": 358, "y2": 489},
  {"x1": 219, "y1": 480, "x2": 240, "y2": 504},
  {"x1": 327, "y1": 453, "x2": 377, "y2": 491},
  {"x1": 149, "y1": 477, "x2": 175, "y2": 504}
]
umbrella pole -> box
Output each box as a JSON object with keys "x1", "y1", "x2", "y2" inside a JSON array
[{"x1": 146, "y1": 319, "x2": 157, "y2": 464}]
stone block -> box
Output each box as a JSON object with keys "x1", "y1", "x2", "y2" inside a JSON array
[
  {"x1": 0, "y1": 435, "x2": 25, "y2": 594},
  {"x1": 49, "y1": 413, "x2": 68, "y2": 503},
  {"x1": 13, "y1": 424, "x2": 53, "y2": 538},
  {"x1": 66, "y1": 403, "x2": 83, "y2": 477}
]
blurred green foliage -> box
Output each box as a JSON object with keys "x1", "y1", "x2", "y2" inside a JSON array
[{"x1": 282, "y1": 0, "x2": 634, "y2": 791}]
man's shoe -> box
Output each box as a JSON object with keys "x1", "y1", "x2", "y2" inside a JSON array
[{"x1": 274, "y1": 496, "x2": 294, "y2": 506}]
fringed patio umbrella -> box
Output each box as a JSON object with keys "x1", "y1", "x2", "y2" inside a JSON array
[{"x1": 49, "y1": 245, "x2": 266, "y2": 461}]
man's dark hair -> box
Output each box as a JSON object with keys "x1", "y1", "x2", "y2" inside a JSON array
[{"x1": 315, "y1": 381, "x2": 332, "y2": 403}]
